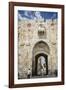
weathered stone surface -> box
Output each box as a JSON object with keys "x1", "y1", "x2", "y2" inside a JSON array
[{"x1": 18, "y1": 19, "x2": 58, "y2": 78}]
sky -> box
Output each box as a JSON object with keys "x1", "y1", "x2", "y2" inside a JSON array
[{"x1": 18, "y1": 10, "x2": 58, "y2": 20}]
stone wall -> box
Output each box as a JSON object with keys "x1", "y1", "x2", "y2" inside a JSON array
[{"x1": 18, "y1": 19, "x2": 58, "y2": 79}]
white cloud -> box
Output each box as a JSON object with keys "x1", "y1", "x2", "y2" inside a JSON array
[
  {"x1": 18, "y1": 11, "x2": 44, "y2": 20},
  {"x1": 35, "y1": 11, "x2": 43, "y2": 19},
  {"x1": 18, "y1": 13, "x2": 23, "y2": 20},
  {"x1": 24, "y1": 11, "x2": 28, "y2": 17},
  {"x1": 18, "y1": 13, "x2": 28, "y2": 20}
]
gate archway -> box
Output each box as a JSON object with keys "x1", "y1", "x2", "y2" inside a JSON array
[{"x1": 32, "y1": 41, "x2": 50, "y2": 76}]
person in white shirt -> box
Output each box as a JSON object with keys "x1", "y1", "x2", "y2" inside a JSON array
[{"x1": 27, "y1": 68, "x2": 31, "y2": 78}]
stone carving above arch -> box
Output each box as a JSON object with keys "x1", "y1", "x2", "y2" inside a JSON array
[{"x1": 38, "y1": 26, "x2": 46, "y2": 39}]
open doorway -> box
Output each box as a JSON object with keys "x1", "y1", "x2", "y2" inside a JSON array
[{"x1": 35, "y1": 53, "x2": 48, "y2": 76}]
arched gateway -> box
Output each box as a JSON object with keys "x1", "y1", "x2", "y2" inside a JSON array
[{"x1": 32, "y1": 41, "x2": 50, "y2": 77}]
